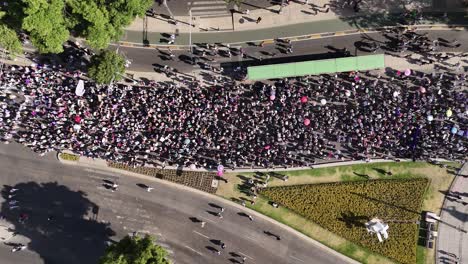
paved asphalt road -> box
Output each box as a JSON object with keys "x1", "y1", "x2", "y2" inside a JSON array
[
  {"x1": 119, "y1": 30, "x2": 468, "y2": 74},
  {"x1": 0, "y1": 143, "x2": 351, "y2": 264}
]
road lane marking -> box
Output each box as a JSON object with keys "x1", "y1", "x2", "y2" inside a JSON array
[
  {"x1": 193, "y1": 230, "x2": 210, "y2": 239},
  {"x1": 245, "y1": 235, "x2": 256, "y2": 242},
  {"x1": 198, "y1": 216, "x2": 216, "y2": 223},
  {"x1": 184, "y1": 245, "x2": 204, "y2": 256},
  {"x1": 239, "y1": 251, "x2": 254, "y2": 260},
  {"x1": 192, "y1": 0, "x2": 226, "y2": 4},
  {"x1": 290, "y1": 255, "x2": 305, "y2": 263}
]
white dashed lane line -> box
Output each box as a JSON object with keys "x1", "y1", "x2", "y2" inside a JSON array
[
  {"x1": 193, "y1": 230, "x2": 210, "y2": 239},
  {"x1": 290, "y1": 255, "x2": 305, "y2": 263},
  {"x1": 184, "y1": 245, "x2": 204, "y2": 256}
]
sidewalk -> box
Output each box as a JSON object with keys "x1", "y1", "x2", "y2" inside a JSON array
[
  {"x1": 436, "y1": 162, "x2": 468, "y2": 264},
  {"x1": 122, "y1": 0, "x2": 468, "y2": 45}
]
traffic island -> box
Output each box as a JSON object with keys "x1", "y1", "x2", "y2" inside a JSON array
[
  {"x1": 57, "y1": 152, "x2": 80, "y2": 164},
  {"x1": 107, "y1": 162, "x2": 218, "y2": 194},
  {"x1": 217, "y1": 161, "x2": 461, "y2": 264}
]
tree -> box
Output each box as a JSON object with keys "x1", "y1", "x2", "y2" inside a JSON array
[
  {"x1": 88, "y1": 50, "x2": 125, "y2": 84},
  {"x1": 0, "y1": 24, "x2": 22, "y2": 55},
  {"x1": 0, "y1": 12, "x2": 22, "y2": 55},
  {"x1": 99, "y1": 234, "x2": 170, "y2": 264},
  {"x1": 0, "y1": 0, "x2": 153, "y2": 53},
  {"x1": 21, "y1": 0, "x2": 69, "y2": 53}
]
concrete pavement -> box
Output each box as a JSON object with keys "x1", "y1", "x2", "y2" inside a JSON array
[
  {"x1": 437, "y1": 162, "x2": 468, "y2": 264},
  {"x1": 122, "y1": 13, "x2": 468, "y2": 46},
  {"x1": 122, "y1": 0, "x2": 468, "y2": 46},
  {"x1": 0, "y1": 142, "x2": 358, "y2": 264}
]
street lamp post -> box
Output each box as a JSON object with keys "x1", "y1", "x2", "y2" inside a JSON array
[
  {"x1": 189, "y1": 8, "x2": 192, "y2": 56},
  {"x1": 189, "y1": 8, "x2": 195, "y2": 70}
]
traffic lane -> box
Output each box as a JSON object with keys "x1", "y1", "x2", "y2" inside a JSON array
[
  {"x1": 217, "y1": 29, "x2": 468, "y2": 67},
  {"x1": 117, "y1": 45, "x2": 197, "y2": 73},
  {"x1": 104, "y1": 170, "x2": 343, "y2": 264},
  {"x1": 0, "y1": 150, "x2": 244, "y2": 264},
  {"x1": 0, "y1": 144, "x2": 351, "y2": 264},
  {"x1": 121, "y1": 29, "x2": 467, "y2": 73}
]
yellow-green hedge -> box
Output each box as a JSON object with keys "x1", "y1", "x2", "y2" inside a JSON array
[
  {"x1": 59, "y1": 153, "x2": 80, "y2": 161},
  {"x1": 260, "y1": 178, "x2": 429, "y2": 264}
]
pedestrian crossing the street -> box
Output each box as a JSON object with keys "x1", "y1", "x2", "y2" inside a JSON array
[{"x1": 188, "y1": 0, "x2": 230, "y2": 18}]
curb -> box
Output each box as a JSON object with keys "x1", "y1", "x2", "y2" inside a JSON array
[{"x1": 117, "y1": 24, "x2": 467, "y2": 50}]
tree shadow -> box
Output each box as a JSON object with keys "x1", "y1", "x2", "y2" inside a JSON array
[
  {"x1": 337, "y1": 211, "x2": 368, "y2": 228},
  {"x1": 1, "y1": 182, "x2": 113, "y2": 264},
  {"x1": 350, "y1": 192, "x2": 420, "y2": 215}
]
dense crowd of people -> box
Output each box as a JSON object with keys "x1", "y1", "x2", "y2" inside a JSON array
[{"x1": 0, "y1": 57, "x2": 466, "y2": 170}]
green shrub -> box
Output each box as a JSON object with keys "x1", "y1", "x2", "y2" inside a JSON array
[
  {"x1": 59, "y1": 153, "x2": 80, "y2": 161},
  {"x1": 260, "y1": 178, "x2": 429, "y2": 264}
]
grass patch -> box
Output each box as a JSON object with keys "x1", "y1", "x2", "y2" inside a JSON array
[
  {"x1": 416, "y1": 245, "x2": 426, "y2": 264},
  {"x1": 58, "y1": 152, "x2": 80, "y2": 161},
  {"x1": 217, "y1": 161, "x2": 460, "y2": 264}
]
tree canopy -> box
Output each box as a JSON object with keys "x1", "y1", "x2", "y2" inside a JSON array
[
  {"x1": 88, "y1": 49, "x2": 125, "y2": 84},
  {"x1": 99, "y1": 234, "x2": 170, "y2": 264},
  {"x1": 0, "y1": 24, "x2": 22, "y2": 56},
  {"x1": 0, "y1": 0, "x2": 152, "y2": 53},
  {"x1": 0, "y1": 12, "x2": 22, "y2": 55}
]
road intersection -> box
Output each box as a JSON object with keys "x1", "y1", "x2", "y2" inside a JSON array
[{"x1": 0, "y1": 143, "x2": 356, "y2": 264}]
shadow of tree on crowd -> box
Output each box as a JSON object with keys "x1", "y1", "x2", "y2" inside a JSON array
[{"x1": 1, "y1": 182, "x2": 114, "y2": 264}]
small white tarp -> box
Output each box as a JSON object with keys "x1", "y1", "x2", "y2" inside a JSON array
[{"x1": 75, "y1": 80, "x2": 85, "y2": 96}]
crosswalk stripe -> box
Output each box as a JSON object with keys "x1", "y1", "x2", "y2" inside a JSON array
[
  {"x1": 188, "y1": 0, "x2": 228, "y2": 17},
  {"x1": 192, "y1": 0, "x2": 226, "y2": 4},
  {"x1": 190, "y1": 6, "x2": 227, "y2": 10},
  {"x1": 191, "y1": 10, "x2": 229, "y2": 16}
]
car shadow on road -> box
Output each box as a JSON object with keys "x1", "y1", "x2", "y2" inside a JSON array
[{"x1": 1, "y1": 182, "x2": 114, "y2": 264}]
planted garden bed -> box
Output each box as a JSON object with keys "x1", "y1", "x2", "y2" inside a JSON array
[
  {"x1": 108, "y1": 162, "x2": 217, "y2": 193},
  {"x1": 261, "y1": 178, "x2": 429, "y2": 264}
]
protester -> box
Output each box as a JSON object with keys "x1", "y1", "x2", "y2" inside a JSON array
[{"x1": 0, "y1": 41, "x2": 466, "y2": 172}]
